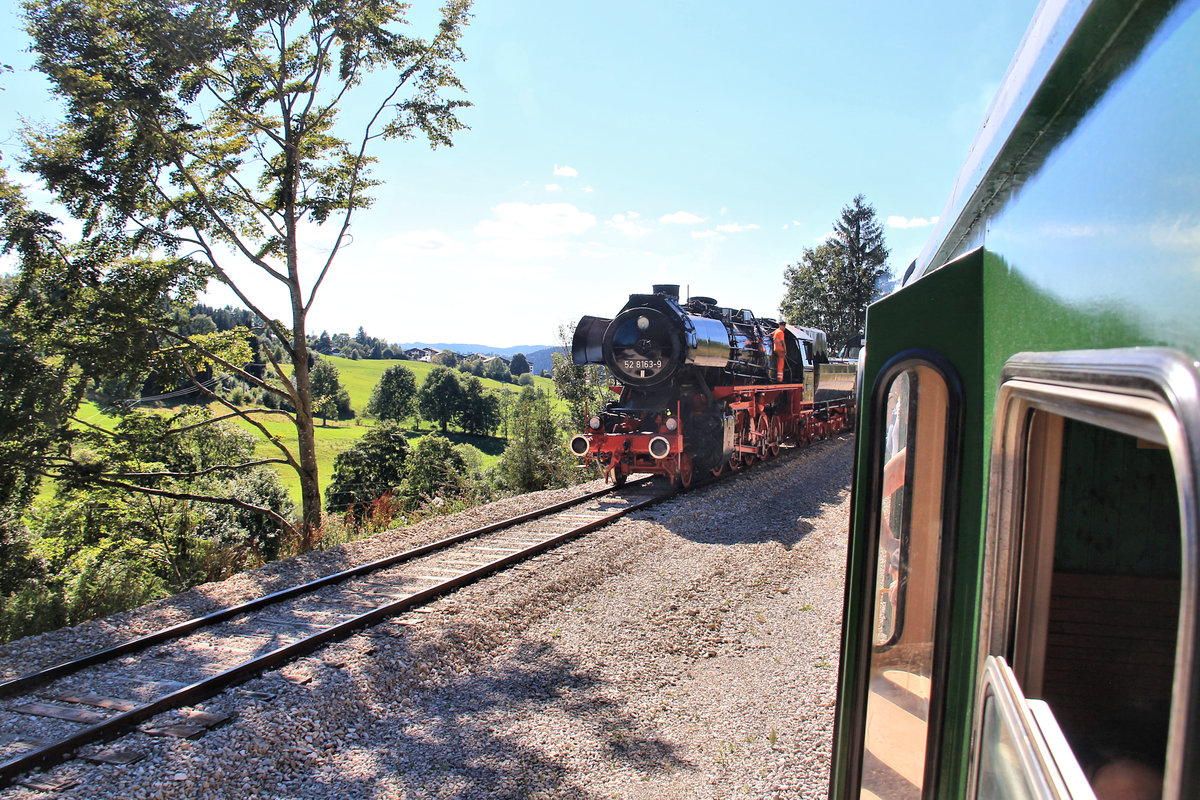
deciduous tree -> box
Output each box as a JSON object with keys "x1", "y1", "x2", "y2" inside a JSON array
[
  {"x1": 402, "y1": 433, "x2": 465, "y2": 501},
  {"x1": 552, "y1": 323, "x2": 612, "y2": 431},
  {"x1": 367, "y1": 364, "x2": 418, "y2": 424},
  {"x1": 484, "y1": 357, "x2": 511, "y2": 383},
  {"x1": 20, "y1": 0, "x2": 473, "y2": 534},
  {"x1": 309, "y1": 358, "x2": 351, "y2": 425},
  {"x1": 324, "y1": 422, "x2": 410, "y2": 517},
  {"x1": 497, "y1": 387, "x2": 574, "y2": 492},
  {"x1": 417, "y1": 366, "x2": 464, "y2": 433},
  {"x1": 458, "y1": 376, "x2": 500, "y2": 436}
]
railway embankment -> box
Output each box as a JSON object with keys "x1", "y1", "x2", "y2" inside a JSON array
[{"x1": 0, "y1": 436, "x2": 852, "y2": 800}]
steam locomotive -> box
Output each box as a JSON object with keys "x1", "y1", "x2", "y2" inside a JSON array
[{"x1": 568, "y1": 284, "x2": 857, "y2": 488}]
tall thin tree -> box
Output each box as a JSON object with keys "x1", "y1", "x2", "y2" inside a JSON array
[{"x1": 20, "y1": 0, "x2": 473, "y2": 533}]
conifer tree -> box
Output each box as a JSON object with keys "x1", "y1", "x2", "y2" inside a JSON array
[{"x1": 781, "y1": 194, "x2": 890, "y2": 346}]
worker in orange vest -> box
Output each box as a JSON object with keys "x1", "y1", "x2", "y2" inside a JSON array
[{"x1": 773, "y1": 320, "x2": 787, "y2": 382}]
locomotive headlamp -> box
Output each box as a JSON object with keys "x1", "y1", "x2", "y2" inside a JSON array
[
  {"x1": 637, "y1": 315, "x2": 650, "y2": 331},
  {"x1": 648, "y1": 436, "x2": 671, "y2": 459},
  {"x1": 665, "y1": 417, "x2": 678, "y2": 432},
  {"x1": 589, "y1": 416, "x2": 602, "y2": 430}
]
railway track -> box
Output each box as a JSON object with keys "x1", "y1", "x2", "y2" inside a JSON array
[{"x1": 0, "y1": 478, "x2": 671, "y2": 792}]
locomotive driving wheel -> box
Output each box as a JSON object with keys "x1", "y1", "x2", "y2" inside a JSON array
[
  {"x1": 675, "y1": 454, "x2": 694, "y2": 489},
  {"x1": 767, "y1": 414, "x2": 782, "y2": 457},
  {"x1": 733, "y1": 409, "x2": 753, "y2": 468},
  {"x1": 756, "y1": 413, "x2": 773, "y2": 459}
]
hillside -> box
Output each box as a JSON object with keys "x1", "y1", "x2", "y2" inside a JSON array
[
  {"x1": 524, "y1": 346, "x2": 558, "y2": 376},
  {"x1": 246, "y1": 355, "x2": 559, "y2": 501},
  {"x1": 70, "y1": 356, "x2": 561, "y2": 505}
]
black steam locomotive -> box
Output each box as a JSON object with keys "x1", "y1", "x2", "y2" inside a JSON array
[{"x1": 569, "y1": 285, "x2": 856, "y2": 487}]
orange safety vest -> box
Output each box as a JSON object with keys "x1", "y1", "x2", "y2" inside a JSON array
[{"x1": 773, "y1": 327, "x2": 786, "y2": 379}]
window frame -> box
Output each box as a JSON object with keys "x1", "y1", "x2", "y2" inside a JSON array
[
  {"x1": 979, "y1": 347, "x2": 1200, "y2": 800},
  {"x1": 971, "y1": 655, "x2": 1097, "y2": 800},
  {"x1": 846, "y1": 349, "x2": 964, "y2": 800}
]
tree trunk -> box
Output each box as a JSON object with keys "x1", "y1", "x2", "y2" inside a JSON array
[{"x1": 291, "y1": 328, "x2": 322, "y2": 534}]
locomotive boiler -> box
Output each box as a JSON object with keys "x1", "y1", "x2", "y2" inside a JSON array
[{"x1": 569, "y1": 285, "x2": 856, "y2": 488}]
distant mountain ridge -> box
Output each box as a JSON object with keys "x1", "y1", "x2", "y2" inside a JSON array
[
  {"x1": 400, "y1": 342, "x2": 553, "y2": 358},
  {"x1": 400, "y1": 342, "x2": 559, "y2": 376}
]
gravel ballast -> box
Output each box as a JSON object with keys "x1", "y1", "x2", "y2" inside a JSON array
[{"x1": 0, "y1": 435, "x2": 853, "y2": 800}]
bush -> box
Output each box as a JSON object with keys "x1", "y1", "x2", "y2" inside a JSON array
[
  {"x1": 496, "y1": 387, "x2": 576, "y2": 492},
  {"x1": 1, "y1": 409, "x2": 296, "y2": 642},
  {"x1": 402, "y1": 433, "x2": 467, "y2": 503},
  {"x1": 325, "y1": 422, "x2": 410, "y2": 520}
]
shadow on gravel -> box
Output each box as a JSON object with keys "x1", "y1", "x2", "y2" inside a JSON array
[
  {"x1": 656, "y1": 436, "x2": 854, "y2": 550},
  {"x1": 286, "y1": 637, "x2": 690, "y2": 799}
]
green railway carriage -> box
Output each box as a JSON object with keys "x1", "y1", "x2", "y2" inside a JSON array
[{"x1": 830, "y1": 1, "x2": 1200, "y2": 798}]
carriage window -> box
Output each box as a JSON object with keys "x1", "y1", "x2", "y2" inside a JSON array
[
  {"x1": 979, "y1": 352, "x2": 1197, "y2": 800},
  {"x1": 860, "y1": 363, "x2": 953, "y2": 800}
]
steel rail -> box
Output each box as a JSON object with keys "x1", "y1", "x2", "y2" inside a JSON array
[
  {"x1": 0, "y1": 480, "x2": 669, "y2": 788},
  {"x1": 0, "y1": 478, "x2": 650, "y2": 702}
]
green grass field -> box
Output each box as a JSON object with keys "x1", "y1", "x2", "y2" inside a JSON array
[
  {"x1": 243, "y1": 356, "x2": 559, "y2": 503},
  {"x1": 72, "y1": 356, "x2": 562, "y2": 506}
]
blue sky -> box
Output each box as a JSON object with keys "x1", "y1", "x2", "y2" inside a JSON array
[{"x1": 0, "y1": 0, "x2": 1041, "y2": 347}]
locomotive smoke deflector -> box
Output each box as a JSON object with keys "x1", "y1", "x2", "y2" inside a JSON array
[{"x1": 571, "y1": 315, "x2": 610, "y2": 365}]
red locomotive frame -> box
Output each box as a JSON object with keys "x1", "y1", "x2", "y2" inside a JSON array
[{"x1": 573, "y1": 380, "x2": 855, "y2": 489}]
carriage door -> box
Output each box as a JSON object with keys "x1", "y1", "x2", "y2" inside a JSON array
[{"x1": 972, "y1": 349, "x2": 1199, "y2": 800}]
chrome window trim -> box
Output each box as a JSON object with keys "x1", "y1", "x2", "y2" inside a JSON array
[
  {"x1": 972, "y1": 656, "x2": 1096, "y2": 800},
  {"x1": 981, "y1": 347, "x2": 1200, "y2": 800}
]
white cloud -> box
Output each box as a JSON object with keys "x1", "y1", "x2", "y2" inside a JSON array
[
  {"x1": 887, "y1": 215, "x2": 939, "y2": 229},
  {"x1": 476, "y1": 238, "x2": 570, "y2": 260},
  {"x1": 608, "y1": 212, "x2": 651, "y2": 237},
  {"x1": 474, "y1": 202, "x2": 597, "y2": 241},
  {"x1": 715, "y1": 223, "x2": 760, "y2": 234},
  {"x1": 545, "y1": 183, "x2": 561, "y2": 192},
  {"x1": 376, "y1": 229, "x2": 466, "y2": 257},
  {"x1": 660, "y1": 211, "x2": 704, "y2": 225},
  {"x1": 1149, "y1": 219, "x2": 1200, "y2": 249},
  {"x1": 583, "y1": 185, "x2": 594, "y2": 193},
  {"x1": 553, "y1": 164, "x2": 579, "y2": 177}
]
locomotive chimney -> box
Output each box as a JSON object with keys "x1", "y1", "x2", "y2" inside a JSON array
[{"x1": 653, "y1": 284, "x2": 680, "y2": 300}]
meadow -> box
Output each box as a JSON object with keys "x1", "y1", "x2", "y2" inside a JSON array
[
  {"x1": 239, "y1": 357, "x2": 547, "y2": 497},
  {"x1": 72, "y1": 356, "x2": 561, "y2": 503}
]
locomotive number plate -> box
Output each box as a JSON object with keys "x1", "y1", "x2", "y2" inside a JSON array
[{"x1": 624, "y1": 360, "x2": 663, "y2": 370}]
